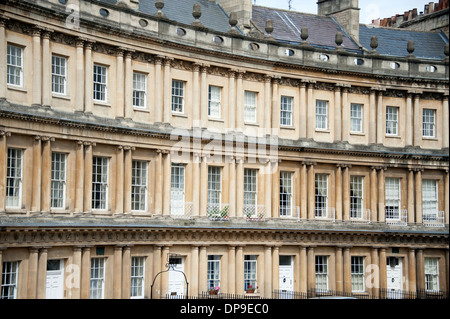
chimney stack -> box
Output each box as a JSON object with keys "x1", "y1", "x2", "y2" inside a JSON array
[
  {"x1": 215, "y1": 0, "x2": 252, "y2": 32},
  {"x1": 317, "y1": 0, "x2": 360, "y2": 43}
]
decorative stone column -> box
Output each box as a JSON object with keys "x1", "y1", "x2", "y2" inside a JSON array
[
  {"x1": 271, "y1": 160, "x2": 279, "y2": 219},
  {"x1": 407, "y1": 168, "x2": 415, "y2": 224},
  {"x1": 370, "y1": 247, "x2": 379, "y2": 298},
  {"x1": 443, "y1": 94, "x2": 449, "y2": 149},
  {"x1": 27, "y1": 247, "x2": 39, "y2": 298},
  {"x1": 31, "y1": 136, "x2": 42, "y2": 213},
  {"x1": 264, "y1": 160, "x2": 272, "y2": 219},
  {"x1": 0, "y1": 131, "x2": 9, "y2": 212},
  {"x1": 416, "y1": 249, "x2": 424, "y2": 291},
  {"x1": 307, "y1": 246, "x2": 315, "y2": 291},
  {"x1": 200, "y1": 64, "x2": 209, "y2": 128},
  {"x1": 264, "y1": 75, "x2": 272, "y2": 135},
  {"x1": 445, "y1": 169, "x2": 449, "y2": 226},
  {"x1": 415, "y1": 168, "x2": 423, "y2": 224},
  {"x1": 154, "y1": 56, "x2": 163, "y2": 123},
  {"x1": 307, "y1": 162, "x2": 315, "y2": 220},
  {"x1": 40, "y1": 137, "x2": 53, "y2": 213},
  {"x1": 408, "y1": 248, "x2": 416, "y2": 293},
  {"x1": 113, "y1": 245, "x2": 123, "y2": 299},
  {"x1": 81, "y1": 246, "x2": 91, "y2": 299},
  {"x1": 75, "y1": 38, "x2": 85, "y2": 113},
  {"x1": 370, "y1": 167, "x2": 377, "y2": 222},
  {"x1": 335, "y1": 164, "x2": 342, "y2": 220},
  {"x1": 228, "y1": 245, "x2": 236, "y2": 294},
  {"x1": 335, "y1": 246, "x2": 343, "y2": 292},
  {"x1": 0, "y1": 16, "x2": 9, "y2": 99},
  {"x1": 299, "y1": 246, "x2": 307, "y2": 294},
  {"x1": 154, "y1": 150, "x2": 163, "y2": 215},
  {"x1": 192, "y1": 63, "x2": 201, "y2": 126},
  {"x1": 124, "y1": 50, "x2": 134, "y2": 119},
  {"x1": 115, "y1": 48, "x2": 125, "y2": 118},
  {"x1": 228, "y1": 157, "x2": 236, "y2": 218},
  {"x1": 341, "y1": 86, "x2": 349, "y2": 143},
  {"x1": 200, "y1": 155, "x2": 208, "y2": 217},
  {"x1": 227, "y1": 70, "x2": 236, "y2": 131},
  {"x1": 199, "y1": 246, "x2": 208, "y2": 293},
  {"x1": 115, "y1": 146, "x2": 124, "y2": 215},
  {"x1": 235, "y1": 246, "x2": 244, "y2": 294},
  {"x1": 235, "y1": 71, "x2": 244, "y2": 131},
  {"x1": 83, "y1": 142, "x2": 95, "y2": 213},
  {"x1": 377, "y1": 166, "x2": 386, "y2": 223},
  {"x1": 236, "y1": 157, "x2": 244, "y2": 218},
  {"x1": 343, "y1": 247, "x2": 351, "y2": 293},
  {"x1": 299, "y1": 82, "x2": 307, "y2": 139},
  {"x1": 70, "y1": 246, "x2": 82, "y2": 299},
  {"x1": 122, "y1": 246, "x2": 131, "y2": 299},
  {"x1": 342, "y1": 165, "x2": 350, "y2": 221},
  {"x1": 333, "y1": 85, "x2": 342, "y2": 142},
  {"x1": 376, "y1": 90, "x2": 384, "y2": 145},
  {"x1": 32, "y1": 27, "x2": 42, "y2": 106},
  {"x1": 271, "y1": 76, "x2": 280, "y2": 130},
  {"x1": 37, "y1": 248, "x2": 49, "y2": 297},
  {"x1": 264, "y1": 245, "x2": 272, "y2": 298},
  {"x1": 272, "y1": 246, "x2": 279, "y2": 296},
  {"x1": 379, "y1": 248, "x2": 387, "y2": 295},
  {"x1": 152, "y1": 245, "x2": 162, "y2": 299},
  {"x1": 300, "y1": 163, "x2": 307, "y2": 220},
  {"x1": 406, "y1": 93, "x2": 413, "y2": 146},
  {"x1": 123, "y1": 146, "x2": 134, "y2": 214},
  {"x1": 84, "y1": 41, "x2": 94, "y2": 114},
  {"x1": 75, "y1": 141, "x2": 84, "y2": 214},
  {"x1": 41, "y1": 30, "x2": 52, "y2": 107},
  {"x1": 191, "y1": 246, "x2": 199, "y2": 296},
  {"x1": 160, "y1": 246, "x2": 170, "y2": 297},
  {"x1": 192, "y1": 153, "x2": 200, "y2": 217},
  {"x1": 413, "y1": 94, "x2": 421, "y2": 147},
  {"x1": 306, "y1": 82, "x2": 314, "y2": 139},
  {"x1": 369, "y1": 89, "x2": 376, "y2": 144},
  {"x1": 163, "y1": 57, "x2": 173, "y2": 124},
  {"x1": 162, "y1": 151, "x2": 171, "y2": 216}
]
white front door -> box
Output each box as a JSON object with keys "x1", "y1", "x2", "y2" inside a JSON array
[
  {"x1": 168, "y1": 257, "x2": 185, "y2": 297},
  {"x1": 46, "y1": 259, "x2": 64, "y2": 299},
  {"x1": 386, "y1": 257, "x2": 403, "y2": 299},
  {"x1": 279, "y1": 256, "x2": 294, "y2": 298}
]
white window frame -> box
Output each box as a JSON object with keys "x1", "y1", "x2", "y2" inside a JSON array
[
  {"x1": 90, "y1": 258, "x2": 105, "y2": 299},
  {"x1": 171, "y1": 80, "x2": 185, "y2": 113},
  {"x1": 350, "y1": 103, "x2": 363, "y2": 133},
  {"x1": 6, "y1": 148, "x2": 23, "y2": 208},
  {"x1": 207, "y1": 255, "x2": 221, "y2": 291},
  {"x1": 244, "y1": 255, "x2": 257, "y2": 292},
  {"x1": 351, "y1": 256, "x2": 365, "y2": 292},
  {"x1": 131, "y1": 160, "x2": 148, "y2": 212},
  {"x1": 51, "y1": 152, "x2": 67, "y2": 209},
  {"x1": 130, "y1": 256, "x2": 145, "y2": 299},
  {"x1": 171, "y1": 164, "x2": 185, "y2": 216},
  {"x1": 315, "y1": 256, "x2": 329, "y2": 291},
  {"x1": 422, "y1": 179, "x2": 438, "y2": 222},
  {"x1": 422, "y1": 109, "x2": 436, "y2": 138},
  {"x1": 425, "y1": 258, "x2": 439, "y2": 291},
  {"x1": 315, "y1": 174, "x2": 328, "y2": 218},
  {"x1": 350, "y1": 176, "x2": 364, "y2": 219},
  {"x1": 315, "y1": 100, "x2": 328, "y2": 130},
  {"x1": 244, "y1": 168, "x2": 258, "y2": 215},
  {"x1": 133, "y1": 72, "x2": 147, "y2": 108},
  {"x1": 385, "y1": 177, "x2": 401, "y2": 220},
  {"x1": 244, "y1": 91, "x2": 257, "y2": 123},
  {"x1": 1, "y1": 261, "x2": 18, "y2": 299},
  {"x1": 51, "y1": 55, "x2": 67, "y2": 95},
  {"x1": 386, "y1": 106, "x2": 399, "y2": 136},
  {"x1": 279, "y1": 171, "x2": 293, "y2": 217},
  {"x1": 208, "y1": 85, "x2": 221, "y2": 119},
  {"x1": 207, "y1": 166, "x2": 222, "y2": 206},
  {"x1": 92, "y1": 156, "x2": 109, "y2": 210},
  {"x1": 280, "y1": 96, "x2": 293, "y2": 126},
  {"x1": 93, "y1": 64, "x2": 107, "y2": 102},
  {"x1": 7, "y1": 44, "x2": 23, "y2": 87}
]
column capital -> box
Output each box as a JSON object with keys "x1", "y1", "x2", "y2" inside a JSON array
[
  {"x1": 163, "y1": 56, "x2": 174, "y2": 66},
  {"x1": 122, "y1": 145, "x2": 136, "y2": 151},
  {"x1": 41, "y1": 136, "x2": 55, "y2": 142},
  {"x1": 0, "y1": 15, "x2": 10, "y2": 27}
]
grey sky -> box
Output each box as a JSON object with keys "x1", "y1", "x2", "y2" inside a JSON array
[{"x1": 252, "y1": 0, "x2": 435, "y2": 24}]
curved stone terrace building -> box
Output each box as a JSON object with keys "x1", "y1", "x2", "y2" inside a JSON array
[{"x1": 0, "y1": 0, "x2": 448, "y2": 299}]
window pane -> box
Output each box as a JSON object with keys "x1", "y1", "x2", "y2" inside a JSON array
[
  {"x1": 208, "y1": 86, "x2": 221, "y2": 118},
  {"x1": 316, "y1": 100, "x2": 328, "y2": 129},
  {"x1": 172, "y1": 80, "x2": 184, "y2": 112},
  {"x1": 244, "y1": 91, "x2": 257, "y2": 123},
  {"x1": 280, "y1": 96, "x2": 293, "y2": 126}
]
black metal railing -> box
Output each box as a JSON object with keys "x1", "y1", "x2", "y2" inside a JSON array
[{"x1": 163, "y1": 289, "x2": 448, "y2": 300}]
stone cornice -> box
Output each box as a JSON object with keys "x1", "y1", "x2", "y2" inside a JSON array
[{"x1": 0, "y1": 225, "x2": 447, "y2": 249}]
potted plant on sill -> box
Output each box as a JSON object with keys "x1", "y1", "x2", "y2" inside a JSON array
[
  {"x1": 209, "y1": 286, "x2": 220, "y2": 295},
  {"x1": 246, "y1": 285, "x2": 257, "y2": 293}
]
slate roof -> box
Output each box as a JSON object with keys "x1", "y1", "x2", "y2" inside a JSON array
[
  {"x1": 251, "y1": 6, "x2": 361, "y2": 52},
  {"x1": 359, "y1": 25, "x2": 449, "y2": 60},
  {"x1": 98, "y1": 0, "x2": 233, "y2": 33}
]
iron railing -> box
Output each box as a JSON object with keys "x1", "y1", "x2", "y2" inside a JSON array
[{"x1": 207, "y1": 203, "x2": 230, "y2": 221}]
